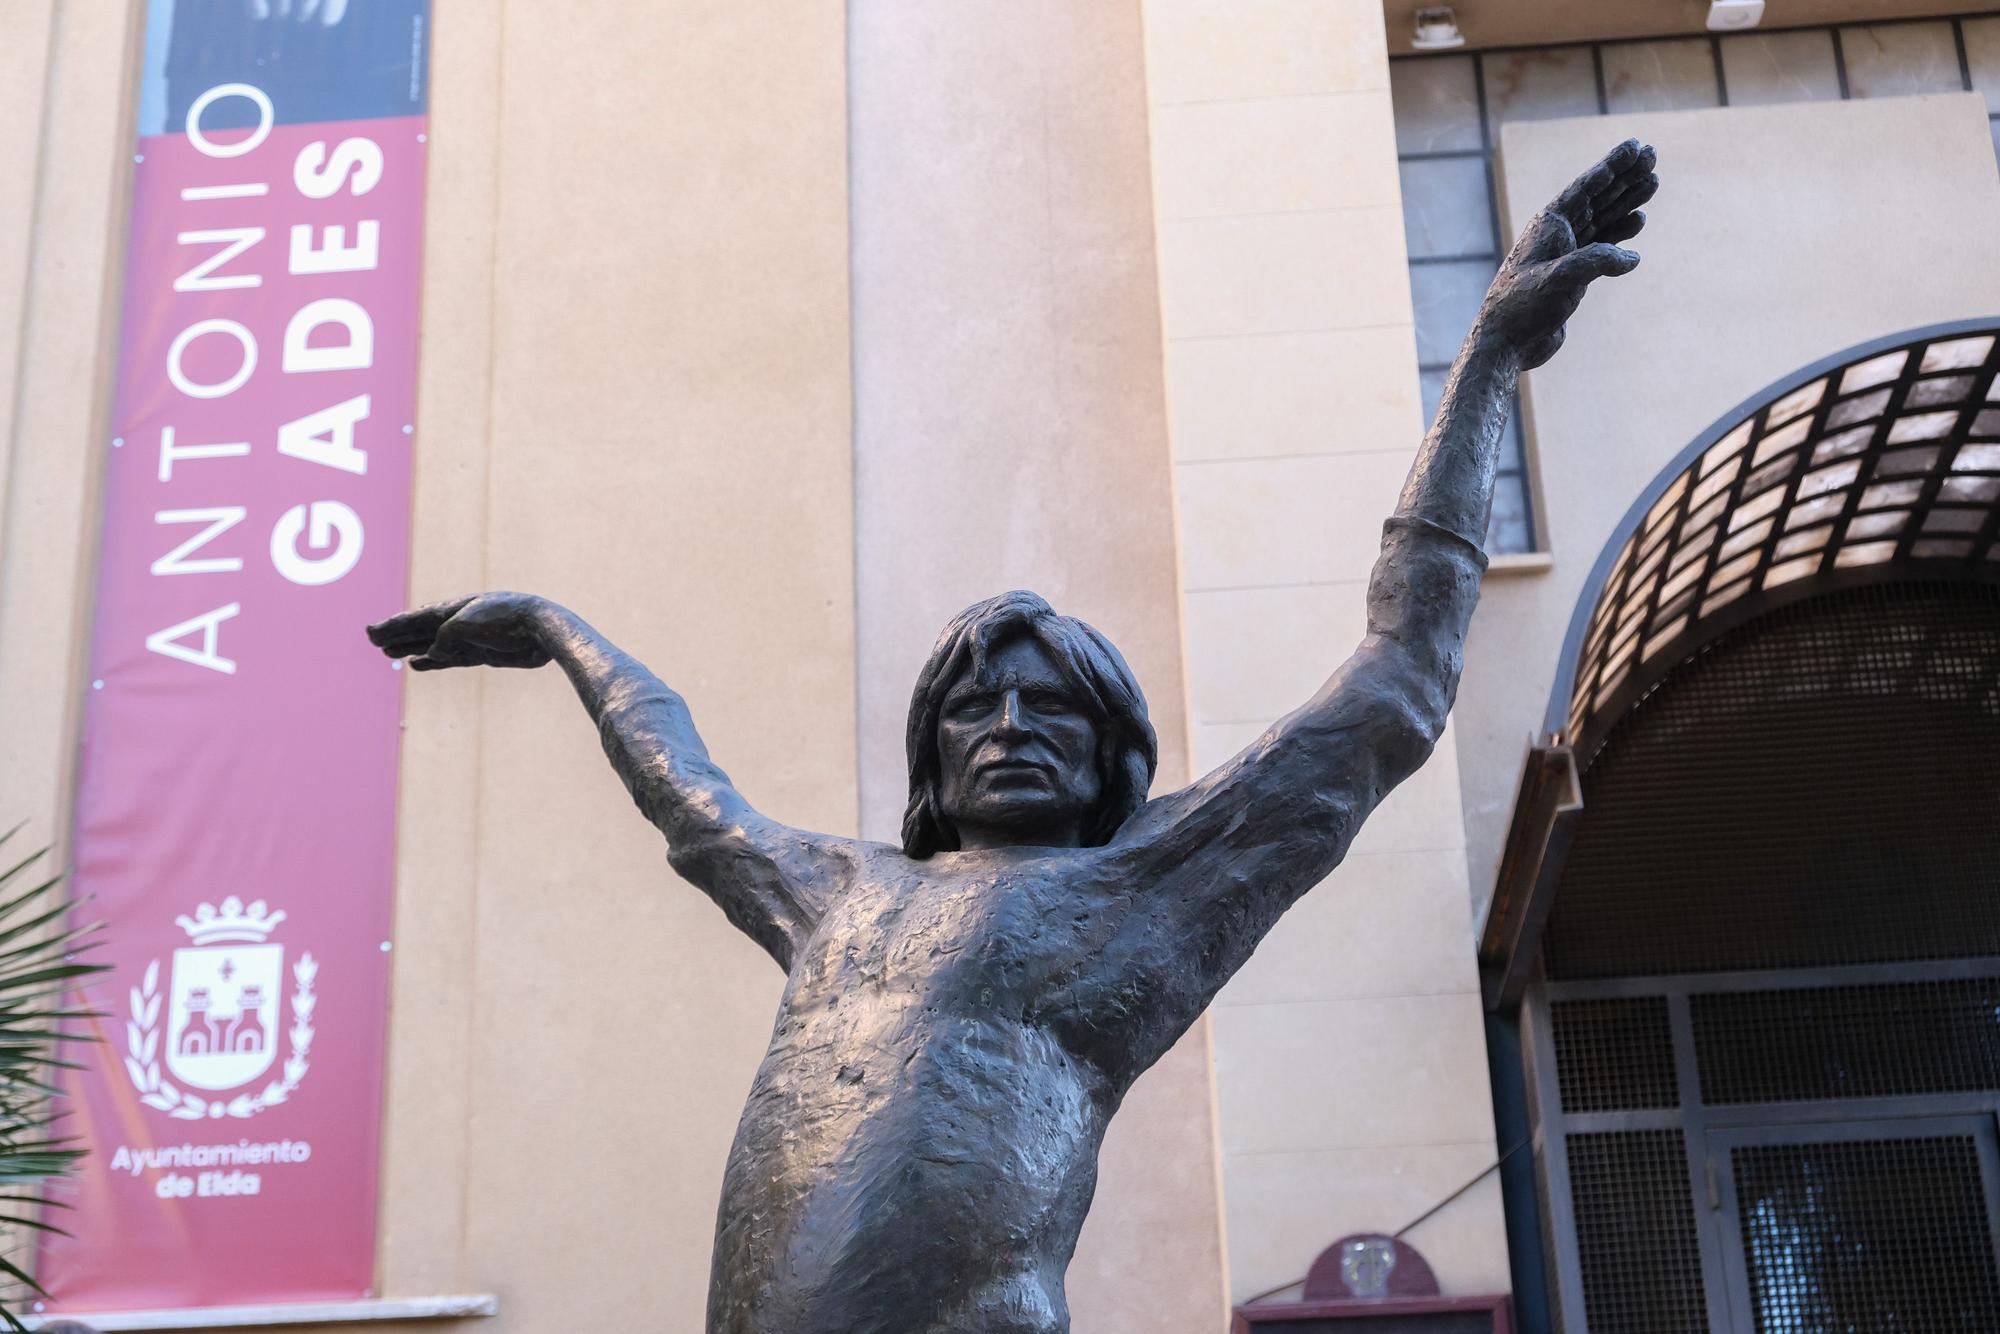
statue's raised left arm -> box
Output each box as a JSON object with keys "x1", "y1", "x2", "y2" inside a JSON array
[
  {"x1": 367, "y1": 593, "x2": 847, "y2": 970},
  {"x1": 1086, "y1": 141, "x2": 1657, "y2": 1068}
]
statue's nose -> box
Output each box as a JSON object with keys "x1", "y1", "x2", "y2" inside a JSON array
[{"x1": 993, "y1": 690, "x2": 1032, "y2": 740}]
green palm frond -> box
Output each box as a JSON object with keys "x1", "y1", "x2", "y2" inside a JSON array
[{"x1": 0, "y1": 830, "x2": 109, "y2": 1331}]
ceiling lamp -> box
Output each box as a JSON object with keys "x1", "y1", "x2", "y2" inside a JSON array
[
  {"x1": 1706, "y1": 0, "x2": 1765, "y2": 31},
  {"x1": 1411, "y1": 6, "x2": 1466, "y2": 51}
]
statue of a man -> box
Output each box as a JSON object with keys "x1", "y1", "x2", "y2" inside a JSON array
[{"x1": 370, "y1": 141, "x2": 1657, "y2": 1334}]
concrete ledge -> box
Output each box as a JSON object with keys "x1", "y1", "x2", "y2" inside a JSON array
[{"x1": 25, "y1": 1295, "x2": 498, "y2": 1330}]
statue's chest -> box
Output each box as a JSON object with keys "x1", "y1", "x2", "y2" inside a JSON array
[{"x1": 806, "y1": 869, "x2": 1077, "y2": 1010}]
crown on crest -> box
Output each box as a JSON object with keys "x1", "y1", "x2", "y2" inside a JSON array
[{"x1": 176, "y1": 896, "x2": 285, "y2": 946}]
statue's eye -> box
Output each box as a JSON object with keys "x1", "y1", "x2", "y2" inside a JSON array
[
  {"x1": 948, "y1": 694, "x2": 992, "y2": 719},
  {"x1": 1027, "y1": 690, "x2": 1075, "y2": 715}
]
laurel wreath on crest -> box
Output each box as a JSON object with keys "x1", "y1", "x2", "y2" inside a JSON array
[{"x1": 123, "y1": 954, "x2": 317, "y2": 1120}]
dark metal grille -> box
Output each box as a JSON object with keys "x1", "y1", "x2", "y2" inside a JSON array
[
  {"x1": 1551, "y1": 996, "x2": 1678, "y2": 1111},
  {"x1": 1546, "y1": 581, "x2": 2000, "y2": 980},
  {"x1": 1693, "y1": 978, "x2": 2000, "y2": 1105},
  {"x1": 1567, "y1": 1130, "x2": 1709, "y2": 1333},
  {"x1": 1733, "y1": 1136, "x2": 2000, "y2": 1332}
]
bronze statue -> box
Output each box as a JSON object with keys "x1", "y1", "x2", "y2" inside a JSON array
[{"x1": 370, "y1": 140, "x2": 1657, "y2": 1334}]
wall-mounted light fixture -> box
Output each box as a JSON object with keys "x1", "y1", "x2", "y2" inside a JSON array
[
  {"x1": 1706, "y1": 0, "x2": 1765, "y2": 31},
  {"x1": 1412, "y1": 6, "x2": 1466, "y2": 51}
]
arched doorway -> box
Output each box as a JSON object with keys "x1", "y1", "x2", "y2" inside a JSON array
[{"x1": 1481, "y1": 321, "x2": 2000, "y2": 1332}]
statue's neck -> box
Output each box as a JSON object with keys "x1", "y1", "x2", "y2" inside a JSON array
[{"x1": 951, "y1": 819, "x2": 1084, "y2": 853}]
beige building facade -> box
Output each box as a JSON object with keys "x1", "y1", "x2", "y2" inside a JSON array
[{"x1": 5, "y1": 2, "x2": 2000, "y2": 1331}]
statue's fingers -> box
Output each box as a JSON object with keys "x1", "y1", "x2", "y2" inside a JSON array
[
  {"x1": 1553, "y1": 168, "x2": 1611, "y2": 229},
  {"x1": 370, "y1": 621, "x2": 447, "y2": 657},
  {"x1": 1583, "y1": 171, "x2": 1658, "y2": 241},
  {"x1": 1594, "y1": 139, "x2": 1648, "y2": 191},
  {"x1": 1599, "y1": 142, "x2": 1655, "y2": 193},
  {"x1": 405, "y1": 637, "x2": 478, "y2": 671},
  {"x1": 375, "y1": 637, "x2": 432, "y2": 660},
  {"x1": 364, "y1": 613, "x2": 410, "y2": 648},
  {"x1": 366, "y1": 619, "x2": 435, "y2": 655},
  {"x1": 1576, "y1": 145, "x2": 1653, "y2": 235},
  {"x1": 365, "y1": 595, "x2": 474, "y2": 649},
  {"x1": 1555, "y1": 138, "x2": 1642, "y2": 224},
  {"x1": 1556, "y1": 241, "x2": 1641, "y2": 283},
  {"x1": 1596, "y1": 210, "x2": 1646, "y2": 246}
]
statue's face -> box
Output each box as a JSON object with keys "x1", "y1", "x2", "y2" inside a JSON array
[{"x1": 935, "y1": 635, "x2": 1102, "y2": 849}]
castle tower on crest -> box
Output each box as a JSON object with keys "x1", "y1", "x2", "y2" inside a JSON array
[
  {"x1": 179, "y1": 987, "x2": 213, "y2": 1055},
  {"x1": 227, "y1": 984, "x2": 267, "y2": 1054}
]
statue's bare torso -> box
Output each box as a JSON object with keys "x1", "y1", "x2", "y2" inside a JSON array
[
  {"x1": 366, "y1": 137, "x2": 1658, "y2": 1334},
  {"x1": 720, "y1": 849, "x2": 1118, "y2": 1333}
]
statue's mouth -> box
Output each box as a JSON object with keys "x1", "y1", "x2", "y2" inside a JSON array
[{"x1": 977, "y1": 758, "x2": 1056, "y2": 779}]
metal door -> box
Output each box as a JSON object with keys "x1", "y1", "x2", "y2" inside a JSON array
[{"x1": 1706, "y1": 1116, "x2": 2000, "y2": 1333}]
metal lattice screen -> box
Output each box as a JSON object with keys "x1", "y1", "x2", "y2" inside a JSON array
[
  {"x1": 1692, "y1": 978, "x2": 2000, "y2": 1104},
  {"x1": 1566, "y1": 1130, "x2": 1710, "y2": 1333},
  {"x1": 1546, "y1": 580, "x2": 2000, "y2": 981},
  {"x1": 1551, "y1": 997, "x2": 1678, "y2": 1111},
  {"x1": 1733, "y1": 1137, "x2": 2000, "y2": 1332}
]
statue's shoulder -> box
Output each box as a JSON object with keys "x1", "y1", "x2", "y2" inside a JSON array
[{"x1": 806, "y1": 833, "x2": 908, "y2": 883}]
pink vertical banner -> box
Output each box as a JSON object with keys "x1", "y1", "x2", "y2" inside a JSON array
[{"x1": 44, "y1": 0, "x2": 431, "y2": 1312}]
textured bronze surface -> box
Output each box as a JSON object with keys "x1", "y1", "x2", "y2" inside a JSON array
[{"x1": 369, "y1": 140, "x2": 1656, "y2": 1334}]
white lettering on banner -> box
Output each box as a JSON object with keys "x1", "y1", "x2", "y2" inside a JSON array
[
  {"x1": 184, "y1": 83, "x2": 273, "y2": 159},
  {"x1": 195, "y1": 1171, "x2": 258, "y2": 1197},
  {"x1": 111, "y1": 1138, "x2": 314, "y2": 1204},
  {"x1": 289, "y1": 222, "x2": 379, "y2": 276},
  {"x1": 283, "y1": 297, "x2": 374, "y2": 374},
  {"x1": 166, "y1": 319, "x2": 257, "y2": 400},
  {"x1": 145, "y1": 603, "x2": 240, "y2": 674},
  {"x1": 158, "y1": 1169, "x2": 260, "y2": 1198},
  {"x1": 157, "y1": 1171, "x2": 268, "y2": 1199},
  {"x1": 174, "y1": 228, "x2": 265, "y2": 292},
  {"x1": 110, "y1": 1139, "x2": 314, "y2": 1174},
  {"x1": 136, "y1": 121, "x2": 397, "y2": 668},
  {"x1": 157, "y1": 427, "x2": 251, "y2": 483},
  {"x1": 180, "y1": 182, "x2": 269, "y2": 202},
  {"x1": 151, "y1": 507, "x2": 247, "y2": 576},
  {"x1": 277, "y1": 395, "x2": 371, "y2": 475},
  {"x1": 294, "y1": 137, "x2": 384, "y2": 199},
  {"x1": 271, "y1": 501, "x2": 363, "y2": 586}
]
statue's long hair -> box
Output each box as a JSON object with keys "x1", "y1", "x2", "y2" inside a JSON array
[{"x1": 902, "y1": 590, "x2": 1157, "y2": 859}]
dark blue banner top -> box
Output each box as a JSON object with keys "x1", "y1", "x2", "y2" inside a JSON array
[{"x1": 141, "y1": 0, "x2": 431, "y2": 136}]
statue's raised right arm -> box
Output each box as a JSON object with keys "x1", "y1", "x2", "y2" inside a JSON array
[
  {"x1": 1085, "y1": 141, "x2": 1657, "y2": 1067},
  {"x1": 366, "y1": 594, "x2": 846, "y2": 970}
]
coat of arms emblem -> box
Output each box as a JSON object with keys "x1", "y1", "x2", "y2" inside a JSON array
[{"x1": 126, "y1": 897, "x2": 316, "y2": 1120}]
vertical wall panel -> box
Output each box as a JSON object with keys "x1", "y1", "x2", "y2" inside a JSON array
[
  {"x1": 376, "y1": 0, "x2": 503, "y2": 1301},
  {"x1": 1141, "y1": 0, "x2": 1508, "y2": 1302},
  {"x1": 426, "y1": 3, "x2": 858, "y2": 1328},
  {"x1": 848, "y1": 3, "x2": 1228, "y2": 1330},
  {"x1": 0, "y1": 2, "x2": 134, "y2": 857}
]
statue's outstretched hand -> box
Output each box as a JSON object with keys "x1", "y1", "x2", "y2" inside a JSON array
[
  {"x1": 366, "y1": 592, "x2": 554, "y2": 671},
  {"x1": 1482, "y1": 138, "x2": 1657, "y2": 370}
]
